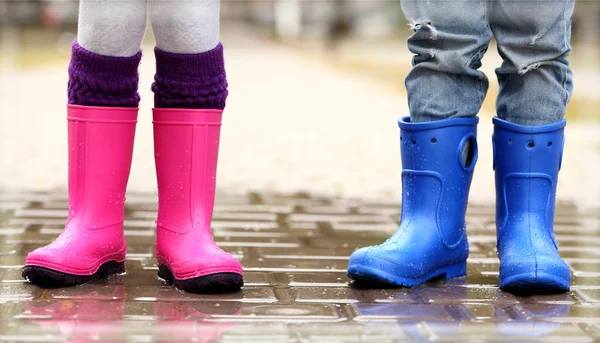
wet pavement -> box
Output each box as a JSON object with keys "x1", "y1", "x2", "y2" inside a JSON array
[{"x1": 0, "y1": 190, "x2": 599, "y2": 342}]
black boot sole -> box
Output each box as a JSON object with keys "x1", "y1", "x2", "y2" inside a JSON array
[
  {"x1": 158, "y1": 265, "x2": 243, "y2": 294},
  {"x1": 22, "y1": 260, "x2": 125, "y2": 288}
]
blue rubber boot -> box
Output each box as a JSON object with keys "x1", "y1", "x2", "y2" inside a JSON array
[
  {"x1": 347, "y1": 116, "x2": 478, "y2": 287},
  {"x1": 493, "y1": 117, "x2": 571, "y2": 294}
]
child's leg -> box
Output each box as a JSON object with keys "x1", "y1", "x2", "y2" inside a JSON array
[
  {"x1": 149, "y1": 0, "x2": 242, "y2": 294},
  {"x1": 489, "y1": 0, "x2": 575, "y2": 294},
  {"x1": 401, "y1": 0, "x2": 492, "y2": 123},
  {"x1": 150, "y1": 0, "x2": 219, "y2": 54},
  {"x1": 347, "y1": 1, "x2": 487, "y2": 287},
  {"x1": 70, "y1": 0, "x2": 148, "y2": 107},
  {"x1": 490, "y1": 0, "x2": 575, "y2": 126},
  {"x1": 150, "y1": 0, "x2": 226, "y2": 109},
  {"x1": 22, "y1": 0, "x2": 147, "y2": 287},
  {"x1": 78, "y1": 0, "x2": 148, "y2": 57}
]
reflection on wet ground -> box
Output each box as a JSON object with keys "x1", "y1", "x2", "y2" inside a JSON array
[{"x1": 0, "y1": 191, "x2": 599, "y2": 342}]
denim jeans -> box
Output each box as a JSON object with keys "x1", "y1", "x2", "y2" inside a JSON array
[{"x1": 401, "y1": 0, "x2": 575, "y2": 125}]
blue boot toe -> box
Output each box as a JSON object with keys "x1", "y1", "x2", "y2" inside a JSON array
[
  {"x1": 347, "y1": 246, "x2": 370, "y2": 267},
  {"x1": 500, "y1": 254, "x2": 571, "y2": 293},
  {"x1": 348, "y1": 239, "x2": 468, "y2": 287}
]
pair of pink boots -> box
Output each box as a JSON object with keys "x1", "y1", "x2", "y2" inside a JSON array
[{"x1": 22, "y1": 105, "x2": 243, "y2": 293}]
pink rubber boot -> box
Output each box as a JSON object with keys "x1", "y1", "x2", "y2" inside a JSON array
[
  {"x1": 22, "y1": 105, "x2": 137, "y2": 287},
  {"x1": 153, "y1": 108, "x2": 243, "y2": 293}
]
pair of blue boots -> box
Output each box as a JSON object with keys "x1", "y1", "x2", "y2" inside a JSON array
[{"x1": 347, "y1": 116, "x2": 570, "y2": 294}]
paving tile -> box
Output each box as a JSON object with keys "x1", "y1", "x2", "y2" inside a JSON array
[
  {"x1": 574, "y1": 288, "x2": 600, "y2": 304},
  {"x1": 569, "y1": 261, "x2": 600, "y2": 277},
  {"x1": 425, "y1": 322, "x2": 596, "y2": 342},
  {"x1": 46, "y1": 284, "x2": 127, "y2": 301},
  {"x1": 0, "y1": 268, "x2": 27, "y2": 283},
  {"x1": 243, "y1": 256, "x2": 346, "y2": 273},
  {"x1": 462, "y1": 304, "x2": 512, "y2": 321},
  {"x1": 573, "y1": 275, "x2": 600, "y2": 287},
  {"x1": 193, "y1": 323, "x2": 292, "y2": 342},
  {"x1": 242, "y1": 272, "x2": 271, "y2": 286},
  {"x1": 19, "y1": 299, "x2": 127, "y2": 320},
  {"x1": 287, "y1": 213, "x2": 393, "y2": 224},
  {"x1": 416, "y1": 286, "x2": 520, "y2": 304},
  {"x1": 131, "y1": 286, "x2": 278, "y2": 304},
  {"x1": 294, "y1": 322, "x2": 420, "y2": 342},
  {"x1": 207, "y1": 304, "x2": 345, "y2": 322},
  {"x1": 352, "y1": 303, "x2": 455, "y2": 321},
  {"x1": 286, "y1": 272, "x2": 350, "y2": 287},
  {"x1": 511, "y1": 304, "x2": 600, "y2": 323},
  {"x1": 0, "y1": 302, "x2": 29, "y2": 320},
  {"x1": 0, "y1": 283, "x2": 42, "y2": 302},
  {"x1": 293, "y1": 287, "x2": 417, "y2": 304}
]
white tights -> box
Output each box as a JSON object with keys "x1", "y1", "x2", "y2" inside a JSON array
[{"x1": 77, "y1": 0, "x2": 220, "y2": 57}]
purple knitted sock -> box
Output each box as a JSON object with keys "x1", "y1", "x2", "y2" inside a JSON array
[
  {"x1": 152, "y1": 43, "x2": 228, "y2": 109},
  {"x1": 68, "y1": 41, "x2": 141, "y2": 108}
]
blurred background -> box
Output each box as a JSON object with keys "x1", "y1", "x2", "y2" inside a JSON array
[{"x1": 1, "y1": 0, "x2": 599, "y2": 208}]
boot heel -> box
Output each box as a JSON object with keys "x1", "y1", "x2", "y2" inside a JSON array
[{"x1": 441, "y1": 262, "x2": 467, "y2": 279}]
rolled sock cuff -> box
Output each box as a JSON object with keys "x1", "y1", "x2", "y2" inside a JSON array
[
  {"x1": 152, "y1": 43, "x2": 228, "y2": 110},
  {"x1": 68, "y1": 40, "x2": 141, "y2": 107}
]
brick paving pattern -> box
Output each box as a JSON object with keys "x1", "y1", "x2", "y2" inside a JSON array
[{"x1": 0, "y1": 191, "x2": 599, "y2": 342}]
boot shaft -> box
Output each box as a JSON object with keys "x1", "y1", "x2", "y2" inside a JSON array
[
  {"x1": 67, "y1": 105, "x2": 137, "y2": 228},
  {"x1": 397, "y1": 116, "x2": 478, "y2": 248},
  {"x1": 493, "y1": 117, "x2": 566, "y2": 250},
  {"x1": 153, "y1": 109, "x2": 222, "y2": 233}
]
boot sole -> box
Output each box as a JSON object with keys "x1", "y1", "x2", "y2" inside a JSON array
[
  {"x1": 348, "y1": 262, "x2": 466, "y2": 288},
  {"x1": 22, "y1": 260, "x2": 125, "y2": 288},
  {"x1": 500, "y1": 272, "x2": 570, "y2": 295},
  {"x1": 158, "y1": 265, "x2": 243, "y2": 294}
]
